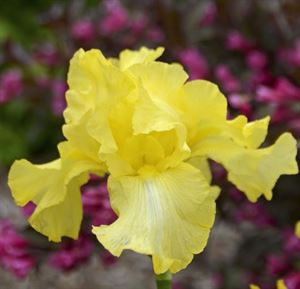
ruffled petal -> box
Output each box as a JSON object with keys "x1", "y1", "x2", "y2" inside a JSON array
[
  {"x1": 8, "y1": 142, "x2": 101, "y2": 242},
  {"x1": 195, "y1": 133, "x2": 298, "y2": 202},
  {"x1": 128, "y1": 61, "x2": 188, "y2": 100},
  {"x1": 119, "y1": 47, "x2": 164, "y2": 70},
  {"x1": 173, "y1": 80, "x2": 227, "y2": 147},
  {"x1": 93, "y1": 163, "x2": 217, "y2": 274},
  {"x1": 63, "y1": 111, "x2": 106, "y2": 172},
  {"x1": 226, "y1": 115, "x2": 270, "y2": 149},
  {"x1": 64, "y1": 49, "x2": 110, "y2": 123}
]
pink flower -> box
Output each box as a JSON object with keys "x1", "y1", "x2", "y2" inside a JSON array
[
  {"x1": 146, "y1": 27, "x2": 165, "y2": 43},
  {"x1": 21, "y1": 202, "x2": 36, "y2": 218},
  {"x1": 178, "y1": 48, "x2": 208, "y2": 80},
  {"x1": 279, "y1": 39, "x2": 300, "y2": 68},
  {"x1": 82, "y1": 181, "x2": 117, "y2": 226},
  {"x1": 49, "y1": 234, "x2": 93, "y2": 271},
  {"x1": 284, "y1": 272, "x2": 300, "y2": 289},
  {"x1": 0, "y1": 69, "x2": 23, "y2": 103},
  {"x1": 199, "y1": 2, "x2": 217, "y2": 26},
  {"x1": 215, "y1": 64, "x2": 240, "y2": 93},
  {"x1": 225, "y1": 31, "x2": 252, "y2": 52},
  {"x1": 266, "y1": 254, "x2": 290, "y2": 276},
  {"x1": 51, "y1": 79, "x2": 67, "y2": 116},
  {"x1": 283, "y1": 229, "x2": 300, "y2": 255},
  {"x1": 100, "y1": 250, "x2": 117, "y2": 267},
  {"x1": 246, "y1": 50, "x2": 268, "y2": 71},
  {"x1": 234, "y1": 202, "x2": 275, "y2": 228},
  {"x1": 228, "y1": 93, "x2": 252, "y2": 117},
  {"x1": 0, "y1": 220, "x2": 35, "y2": 278},
  {"x1": 71, "y1": 20, "x2": 96, "y2": 43},
  {"x1": 34, "y1": 44, "x2": 59, "y2": 66},
  {"x1": 98, "y1": 1, "x2": 129, "y2": 35},
  {"x1": 256, "y1": 78, "x2": 300, "y2": 103}
]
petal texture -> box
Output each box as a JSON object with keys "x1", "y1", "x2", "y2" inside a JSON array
[
  {"x1": 93, "y1": 163, "x2": 217, "y2": 274},
  {"x1": 195, "y1": 133, "x2": 298, "y2": 201},
  {"x1": 8, "y1": 142, "x2": 101, "y2": 241}
]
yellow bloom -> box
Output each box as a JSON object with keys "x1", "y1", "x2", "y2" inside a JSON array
[
  {"x1": 295, "y1": 220, "x2": 300, "y2": 238},
  {"x1": 8, "y1": 47, "x2": 298, "y2": 274},
  {"x1": 250, "y1": 279, "x2": 288, "y2": 289}
]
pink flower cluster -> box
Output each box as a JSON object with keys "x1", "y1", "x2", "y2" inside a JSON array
[
  {"x1": 0, "y1": 69, "x2": 23, "y2": 104},
  {"x1": 49, "y1": 234, "x2": 93, "y2": 271},
  {"x1": 0, "y1": 220, "x2": 35, "y2": 278},
  {"x1": 82, "y1": 177, "x2": 117, "y2": 227}
]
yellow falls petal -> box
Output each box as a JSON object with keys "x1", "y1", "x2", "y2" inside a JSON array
[
  {"x1": 250, "y1": 285, "x2": 260, "y2": 289},
  {"x1": 119, "y1": 46, "x2": 164, "y2": 70},
  {"x1": 93, "y1": 163, "x2": 216, "y2": 274},
  {"x1": 195, "y1": 133, "x2": 298, "y2": 202},
  {"x1": 8, "y1": 142, "x2": 101, "y2": 242}
]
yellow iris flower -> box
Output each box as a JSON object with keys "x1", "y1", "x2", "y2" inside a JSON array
[
  {"x1": 295, "y1": 220, "x2": 300, "y2": 238},
  {"x1": 250, "y1": 279, "x2": 288, "y2": 289},
  {"x1": 8, "y1": 47, "x2": 298, "y2": 274}
]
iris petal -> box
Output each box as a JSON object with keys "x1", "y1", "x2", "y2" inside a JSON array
[
  {"x1": 93, "y1": 163, "x2": 217, "y2": 274},
  {"x1": 195, "y1": 133, "x2": 298, "y2": 202},
  {"x1": 8, "y1": 142, "x2": 101, "y2": 241}
]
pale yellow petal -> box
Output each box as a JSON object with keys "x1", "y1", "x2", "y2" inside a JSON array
[
  {"x1": 226, "y1": 115, "x2": 270, "y2": 149},
  {"x1": 64, "y1": 49, "x2": 110, "y2": 123},
  {"x1": 119, "y1": 47, "x2": 164, "y2": 70},
  {"x1": 8, "y1": 142, "x2": 101, "y2": 242},
  {"x1": 173, "y1": 80, "x2": 227, "y2": 148},
  {"x1": 250, "y1": 285, "x2": 260, "y2": 289},
  {"x1": 194, "y1": 133, "x2": 298, "y2": 202},
  {"x1": 128, "y1": 61, "x2": 188, "y2": 101},
  {"x1": 93, "y1": 163, "x2": 216, "y2": 274}
]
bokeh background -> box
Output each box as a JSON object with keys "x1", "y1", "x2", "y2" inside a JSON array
[{"x1": 0, "y1": 0, "x2": 300, "y2": 288}]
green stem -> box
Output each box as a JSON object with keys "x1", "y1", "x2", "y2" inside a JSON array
[{"x1": 155, "y1": 272, "x2": 172, "y2": 289}]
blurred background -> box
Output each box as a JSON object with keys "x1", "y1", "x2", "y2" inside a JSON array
[{"x1": 0, "y1": 0, "x2": 300, "y2": 288}]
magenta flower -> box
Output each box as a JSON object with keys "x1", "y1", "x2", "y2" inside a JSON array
[
  {"x1": 82, "y1": 181, "x2": 117, "y2": 227},
  {"x1": 225, "y1": 31, "x2": 252, "y2": 52},
  {"x1": 266, "y1": 254, "x2": 290, "y2": 276},
  {"x1": 234, "y1": 202, "x2": 275, "y2": 228},
  {"x1": 34, "y1": 44, "x2": 59, "y2": 67},
  {"x1": 98, "y1": 1, "x2": 129, "y2": 35},
  {"x1": 51, "y1": 79, "x2": 67, "y2": 116},
  {"x1": 246, "y1": 50, "x2": 268, "y2": 71},
  {"x1": 178, "y1": 48, "x2": 208, "y2": 80},
  {"x1": 49, "y1": 234, "x2": 93, "y2": 271},
  {"x1": 199, "y1": 2, "x2": 217, "y2": 26},
  {"x1": 215, "y1": 64, "x2": 240, "y2": 93},
  {"x1": 284, "y1": 272, "x2": 300, "y2": 289},
  {"x1": 228, "y1": 93, "x2": 252, "y2": 117},
  {"x1": 71, "y1": 20, "x2": 96, "y2": 43},
  {"x1": 0, "y1": 69, "x2": 23, "y2": 103},
  {"x1": 0, "y1": 220, "x2": 35, "y2": 278}
]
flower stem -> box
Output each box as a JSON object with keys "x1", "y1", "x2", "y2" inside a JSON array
[{"x1": 155, "y1": 272, "x2": 172, "y2": 289}]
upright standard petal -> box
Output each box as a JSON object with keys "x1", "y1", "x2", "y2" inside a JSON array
[
  {"x1": 119, "y1": 47, "x2": 164, "y2": 70},
  {"x1": 8, "y1": 142, "x2": 102, "y2": 242},
  {"x1": 93, "y1": 163, "x2": 217, "y2": 274}
]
